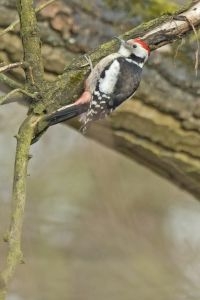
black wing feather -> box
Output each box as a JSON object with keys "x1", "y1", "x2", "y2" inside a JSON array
[
  {"x1": 110, "y1": 57, "x2": 142, "y2": 108},
  {"x1": 46, "y1": 103, "x2": 88, "y2": 126}
]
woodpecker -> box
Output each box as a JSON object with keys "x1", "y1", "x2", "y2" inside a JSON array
[{"x1": 47, "y1": 37, "x2": 150, "y2": 132}]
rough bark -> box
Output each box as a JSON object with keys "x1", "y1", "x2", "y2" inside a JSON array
[
  {"x1": 0, "y1": 0, "x2": 200, "y2": 199},
  {"x1": 0, "y1": 1, "x2": 44, "y2": 299}
]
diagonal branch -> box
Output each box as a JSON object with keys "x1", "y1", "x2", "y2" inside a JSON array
[
  {"x1": 0, "y1": 73, "x2": 23, "y2": 90},
  {"x1": 0, "y1": 88, "x2": 38, "y2": 105},
  {"x1": 32, "y1": 0, "x2": 200, "y2": 134},
  {"x1": 31, "y1": 1, "x2": 200, "y2": 201},
  {"x1": 0, "y1": 62, "x2": 26, "y2": 73}
]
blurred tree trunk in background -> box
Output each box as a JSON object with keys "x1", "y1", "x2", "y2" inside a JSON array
[{"x1": 1, "y1": 0, "x2": 200, "y2": 198}]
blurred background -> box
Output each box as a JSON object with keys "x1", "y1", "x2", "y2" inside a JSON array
[{"x1": 1, "y1": 0, "x2": 200, "y2": 299}]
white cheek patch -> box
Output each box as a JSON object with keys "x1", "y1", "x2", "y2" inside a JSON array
[
  {"x1": 134, "y1": 45, "x2": 149, "y2": 61},
  {"x1": 99, "y1": 60, "x2": 120, "y2": 94},
  {"x1": 118, "y1": 45, "x2": 131, "y2": 57}
]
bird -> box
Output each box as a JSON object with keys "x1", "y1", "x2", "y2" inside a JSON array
[{"x1": 46, "y1": 37, "x2": 150, "y2": 133}]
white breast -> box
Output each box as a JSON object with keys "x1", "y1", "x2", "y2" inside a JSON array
[{"x1": 98, "y1": 60, "x2": 120, "y2": 94}]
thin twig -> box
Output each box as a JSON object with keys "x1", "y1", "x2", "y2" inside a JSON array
[
  {"x1": 187, "y1": 19, "x2": 200, "y2": 75},
  {"x1": 0, "y1": 88, "x2": 37, "y2": 105},
  {"x1": 35, "y1": 0, "x2": 57, "y2": 13},
  {"x1": 0, "y1": 62, "x2": 26, "y2": 73},
  {"x1": 0, "y1": 73, "x2": 23, "y2": 89},
  {"x1": 0, "y1": 0, "x2": 57, "y2": 37},
  {"x1": 173, "y1": 15, "x2": 200, "y2": 75},
  {"x1": 174, "y1": 37, "x2": 185, "y2": 63}
]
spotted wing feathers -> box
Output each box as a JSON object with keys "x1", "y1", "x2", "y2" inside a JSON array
[{"x1": 81, "y1": 57, "x2": 142, "y2": 131}]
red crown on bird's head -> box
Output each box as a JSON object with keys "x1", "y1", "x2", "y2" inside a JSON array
[{"x1": 132, "y1": 38, "x2": 150, "y2": 55}]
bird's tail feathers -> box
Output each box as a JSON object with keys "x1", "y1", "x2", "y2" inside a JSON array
[{"x1": 46, "y1": 103, "x2": 88, "y2": 126}]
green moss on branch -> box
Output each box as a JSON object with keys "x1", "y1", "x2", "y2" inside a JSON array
[{"x1": 16, "y1": 0, "x2": 44, "y2": 87}]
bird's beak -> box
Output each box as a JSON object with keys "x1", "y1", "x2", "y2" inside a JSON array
[
  {"x1": 115, "y1": 36, "x2": 133, "y2": 50},
  {"x1": 114, "y1": 36, "x2": 125, "y2": 45}
]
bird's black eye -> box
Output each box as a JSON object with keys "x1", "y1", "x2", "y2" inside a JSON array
[{"x1": 133, "y1": 44, "x2": 137, "y2": 48}]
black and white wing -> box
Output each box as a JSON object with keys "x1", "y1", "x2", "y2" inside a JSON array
[{"x1": 81, "y1": 57, "x2": 142, "y2": 131}]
